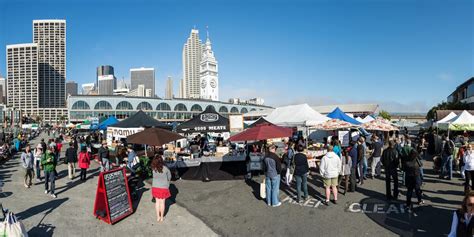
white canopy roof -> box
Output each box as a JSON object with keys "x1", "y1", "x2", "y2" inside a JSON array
[
  {"x1": 265, "y1": 104, "x2": 329, "y2": 127},
  {"x1": 436, "y1": 112, "x2": 457, "y2": 124},
  {"x1": 356, "y1": 116, "x2": 375, "y2": 124},
  {"x1": 438, "y1": 110, "x2": 474, "y2": 130}
]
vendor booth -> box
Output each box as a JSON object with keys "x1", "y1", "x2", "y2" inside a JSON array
[
  {"x1": 327, "y1": 107, "x2": 362, "y2": 125},
  {"x1": 177, "y1": 106, "x2": 229, "y2": 133},
  {"x1": 438, "y1": 110, "x2": 474, "y2": 131},
  {"x1": 98, "y1": 116, "x2": 119, "y2": 130},
  {"x1": 107, "y1": 110, "x2": 171, "y2": 145},
  {"x1": 265, "y1": 104, "x2": 329, "y2": 127}
]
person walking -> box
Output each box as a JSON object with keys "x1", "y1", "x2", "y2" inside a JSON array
[
  {"x1": 371, "y1": 135, "x2": 384, "y2": 179},
  {"x1": 293, "y1": 144, "x2": 309, "y2": 203},
  {"x1": 263, "y1": 145, "x2": 282, "y2": 207},
  {"x1": 448, "y1": 191, "x2": 474, "y2": 237},
  {"x1": 440, "y1": 135, "x2": 455, "y2": 180},
  {"x1": 357, "y1": 138, "x2": 365, "y2": 185},
  {"x1": 20, "y1": 145, "x2": 34, "y2": 188},
  {"x1": 464, "y1": 144, "x2": 474, "y2": 194},
  {"x1": 284, "y1": 142, "x2": 295, "y2": 186},
  {"x1": 381, "y1": 140, "x2": 399, "y2": 200},
  {"x1": 41, "y1": 147, "x2": 57, "y2": 198},
  {"x1": 98, "y1": 141, "x2": 110, "y2": 172},
  {"x1": 65, "y1": 142, "x2": 78, "y2": 180},
  {"x1": 339, "y1": 148, "x2": 352, "y2": 195},
  {"x1": 403, "y1": 149, "x2": 424, "y2": 210},
  {"x1": 78, "y1": 146, "x2": 90, "y2": 181},
  {"x1": 320, "y1": 145, "x2": 342, "y2": 205},
  {"x1": 348, "y1": 141, "x2": 358, "y2": 192},
  {"x1": 33, "y1": 144, "x2": 43, "y2": 182},
  {"x1": 151, "y1": 155, "x2": 172, "y2": 222}
]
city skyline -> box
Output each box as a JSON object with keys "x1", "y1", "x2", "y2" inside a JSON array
[{"x1": 0, "y1": 0, "x2": 472, "y2": 113}]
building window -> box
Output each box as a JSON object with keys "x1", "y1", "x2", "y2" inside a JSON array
[
  {"x1": 94, "y1": 101, "x2": 112, "y2": 110},
  {"x1": 116, "y1": 101, "x2": 133, "y2": 110},
  {"x1": 190, "y1": 104, "x2": 203, "y2": 112},
  {"x1": 230, "y1": 107, "x2": 239, "y2": 113},
  {"x1": 219, "y1": 106, "x2": 228, "y2": 113},
  {"x1": 137, "y1": 102, "x2": 153, "y2": 111},
  {"x1": 156, "y1": 103, "x2": 171, "y2": 111},
  {"x1": 71, "y1": 101, "x2": 90, "y2": 110},
  {"x1": 241, "y1": 108, "x2": 248, "y2": 114},
  {"x1": 174, "y1": 103, "x2": 188, "y2": 111},
  {"x1": 250, "y1": 108, "x2": 257, "y2": 112}
]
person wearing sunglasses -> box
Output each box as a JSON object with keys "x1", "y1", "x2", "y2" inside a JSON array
[{"x1": 449, "y1": 191, "x2": 474, "y2": 236}]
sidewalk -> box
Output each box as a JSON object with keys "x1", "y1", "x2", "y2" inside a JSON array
[{"x1": 0, "y1": 132, "x2": 217, "y2": 237}]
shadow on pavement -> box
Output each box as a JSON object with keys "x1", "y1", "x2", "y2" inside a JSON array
[
  {"x1": 28, "y1": 223, "x2": 55, "y2": 237},
  {"x1": 16, "y1": 197, "x2": 69, "y2": 220},
  {"x1": 54, "y1": 167, "x2": 101, "y2": 196},
  {"x1": 165, "y1": 184, "x2": 179, "y2": 217}
]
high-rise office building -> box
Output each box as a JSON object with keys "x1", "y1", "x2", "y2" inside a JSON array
[
  {"x1": 0, "y1": 76, "x2": 5, "y2": 104},
  {"x1": 97, "y1": 65, "x2": 114, "y2": 86},
  {"x1": 200, "y1": 31, "x2": 219, "y2": 101},
  {"x1": 182, "y1": 29, "x2": 202, "y2": 99},
  {"x1": 6, "y1": 43, "x2": 39, "y2": 116},
  {"x1": 130, "y1": 67, "x2": 155, "y2": 97},
  {"x1": 66, "y1": 81, "x2": 78, "y2": 96},
  {"x1": 178, "y1": 79, "x2": 184, "y2": 98},
  {"x1": 33, "y1": 19, "x2": 66, "y2": 108},
  {"x1": 98, "y1": 75, "x2": 116, "y2": 95},
  {"x1": 165, "y1": 76, "x2": 173, "y2": 99}
]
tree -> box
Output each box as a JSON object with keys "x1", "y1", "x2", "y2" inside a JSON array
[
  {"x1": 378, "y1": 110, "x2": 391, "y2": 120},
  {"x1": 35, "y1": 115, "x2": 42, "y2": 124},
  {"x1": 426, "y1": 101, "x2": 469, "y2": 120}
]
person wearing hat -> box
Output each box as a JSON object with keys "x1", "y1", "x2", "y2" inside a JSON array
[
  {"x1": 78, "y1": 145, "x2": 91, "y2": 181},
  {"x1": 34, "y1": 144, "x2": 44, "y2": 182},
  {"x1": 65, "y1": 142, "x2": 78, "y2": 180},
  {"x1": 98, "y1": 141, "x2": 110, "y2": 172}
]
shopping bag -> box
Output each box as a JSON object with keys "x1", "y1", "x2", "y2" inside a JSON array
[
  {"x1": 260, "y1": 179, "x2": 266, "y2": 199},
  {"x1": 5, "y1": 212, "x2": 28, "y2": 237},
  {"x1": 0, "y1": 221, "x2": 6, "y2": 237},
  {"x1": 285, "y1": 168, "x2": 293, "y2": 185}
]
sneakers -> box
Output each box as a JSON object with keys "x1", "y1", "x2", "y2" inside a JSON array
[
  {"x1": 332, "y1": 200, "x2": 338, "y2": 205},
  {"x1": 418, "y1": 201, "x2": 425, "y2": 206},
  {"x1": 24, "y1": 184, "x2": 29, "y2": 188},
  {"x1": 323, "y1": 200, "x2": 329, "y2": 206},
  {"x1": 51, "y1": 194, "x2": 57, "y2": 198},
  {"x1": 44, "y1": 190, "x2": 49, "y2": 194},
  {"x1": 272, "y1": 202, "x2": 282, "y2": 207}
]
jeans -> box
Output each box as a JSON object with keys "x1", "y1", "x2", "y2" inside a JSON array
[
  {"x1": 35, "y1": 161, "x2": 42, "y2": 180},
  {"x1": 357, "y1": 162, "x2": 364, "y2": 184},
  {"x1": 406, "y1": 175, "x2": 422, "y2": 206},
  {"x1": 440, "y1": 155, "x2": 453, "y2": 179},
  {"x1": 349, "y1": 166, "x2": 357, "y2": 191},
  {"x1": 101, "y1": 158, "x2": 110, "y2": 172},
  {"x1": 371, "y1": 157, "x2": 381, "y2": 177},
  {"x1": 44, "y1": 171, "x2": 56, "y2": 194},
  {"x1": 265, "y1": 175, "x2": 280, "y2": 206},
  {"x1": 385, "y1": 168, "x2": 399, "y2": 199},
  {"x1": 362, "y1": 157, "x2": 368, "y2": 177},
  {"x1": 295, "y1": 173, "x2": 308, "y2": 201}
]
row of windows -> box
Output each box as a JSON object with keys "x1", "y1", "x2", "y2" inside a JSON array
[{"x1": 71, "y1": 100, "x2": 255, "y2": 114}]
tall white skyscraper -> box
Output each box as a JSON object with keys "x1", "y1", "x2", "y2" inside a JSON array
[
  {"x1": 182, "y1": 29, "x2": 202, "y2": 99},
  {"x1": 0, "y1": 76, "x2": 5, "y2": 104},
  {"x1": 33, "y1": 19, "x2": 66, "y2": 108},
  {"x1": 178, "y1": 79, "x2": 184, "y2": 98},
  {"x1": 200, "y1": 30, "x2": 219, "y2": 101},
  {"x1": 98, "y1": 75, "x2": 116, "y2": 95},
  {"x1": 165, "y1": 76, "x2": 173, "y2": 99},
  {"x1": 6, "y1": 43, "x2": 39, "y2": 116}
]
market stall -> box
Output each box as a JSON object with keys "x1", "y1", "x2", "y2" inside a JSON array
[
  {"x1": 177, "y1": 106, "x2": 229, "y2": 133},
  {"x1": 327, "y1": 107, "x2": 362, "y2": 125},
  {"x1": 438, "y1": 110, "x2": 474, "y2": 131}
]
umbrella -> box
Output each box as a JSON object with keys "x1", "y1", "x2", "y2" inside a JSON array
[
  {"x1": 126, "y1": 127, "x2": 184, "y2": 146},
  {"x1": 362, "y1": 118, "x2": 398, "y2": 131},
  {"x1": 228, "y1": 123, "x2": 293, "y2": 142},
  {"x1": 313, "y1": 119, "x2": 358, "y2": 131}
]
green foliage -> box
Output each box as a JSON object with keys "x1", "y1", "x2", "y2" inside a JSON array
[
  {"x1": 378, "y1": 110, "x2": 391, "y2": 120},
  {"x1": 426, "y1": 101, "x2": 469, "y2": 120},
  {"x1": 137, "y1": 156, "x2": 152, "y2": 179}
]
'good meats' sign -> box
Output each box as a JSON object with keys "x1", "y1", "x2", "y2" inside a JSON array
[{"x1": 200, "y1": 113, "x2": 219, "y2": 122}]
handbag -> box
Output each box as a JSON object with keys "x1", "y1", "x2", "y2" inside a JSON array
[
  {"x1": 260, "y1": 179, "x2": 266, "y2": 199},
  {"x1": 4, "y1": 212, "x2": 28, "y2": 237}
]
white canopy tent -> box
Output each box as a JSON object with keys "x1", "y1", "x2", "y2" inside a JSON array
[
  {"x1": 438, "y1": 110, "x2": 474, "y2": 131},
  {"x1": 265, "y1": 104, "x2": 329, "y2": 127},
  {"x1": 356, "y1": 116, "x2": 375, "y2": 124},
  {"x1": 435, "y1": 112, "x2": 457, "y2": 127}
]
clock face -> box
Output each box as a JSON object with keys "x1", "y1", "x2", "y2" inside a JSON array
[
  {"x1": 210, "y1": 79, "x2": 217, "y2": 88},
  {"x1": 201, "y1": 79, "x2": 207, "y2": 89}
]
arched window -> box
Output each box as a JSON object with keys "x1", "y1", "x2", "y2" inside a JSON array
[
  {"x1": 94, "y1": 101, "x2": 112, "y2": 110},
  {"x1": 230, "y1": 107, "x2": 239, "y2": 113},
  {"x1": 116, "y1": 101, "x2": 133, "y2": 110},
  {"x1": 71, "y1": 101, "x2": 90, "y2": 110},
  {"x1": 156, "y1": 102, "x2": 171, "y2": 111},
  {"x1": 241, "y1": 108, "x2": 248, "y2": 114},
  {"x1": 174, "y1": 103, "x2": 187, "y2": 111},
  {"x1": 250, "y1": 108, "x2": 257, "y2": 112},
  {"x1": 137, "y1": 102, "x2": 153, "y2": 111},
  {"x1": 219, "y1": 106, "x2": 228, "y2": 113},
  {"x1": 190, "y1": 104, "x2": 203, "y2": 112},
  {"x1": 206, "y1": 105, "x2": 216, "y2": 111}
]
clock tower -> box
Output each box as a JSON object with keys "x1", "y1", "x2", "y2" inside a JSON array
[{"x1": 200, "y1": 29, "x2": 218, "y2": 101}]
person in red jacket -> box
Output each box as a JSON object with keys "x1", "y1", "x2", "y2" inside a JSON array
[{"x1": 78, "y1": 146, "x2": 90, "y2": 181}]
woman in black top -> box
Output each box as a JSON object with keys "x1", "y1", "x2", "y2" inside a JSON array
[
  {"x1": 293, "y1": 145, "x2": 309, "y2": 203},
  {"x1": 448, "y1": 191, "x2": 474, "y2": 237},
  {"x1": 403, "y1": 149, "x2": 424, "y2": 210}
]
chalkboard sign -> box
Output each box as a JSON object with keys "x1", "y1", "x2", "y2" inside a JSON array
[{"x1": 94, "y1": 168, "x2": 133, "y2": 224}]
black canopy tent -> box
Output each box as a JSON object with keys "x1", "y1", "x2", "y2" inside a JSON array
[
  {"x1": 113, "y1": 110, "x2": 171, "y2": 130},
  {"x1": 248, "y1": 117, "x2": 274, "y2": 128},
  {"x1": 177, "y1": 106, "x2": 230, "y2": 133}
]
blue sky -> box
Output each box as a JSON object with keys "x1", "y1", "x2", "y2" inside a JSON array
[{"x1": 0, "y1": 0, "x2": 472, "y2": 113}]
